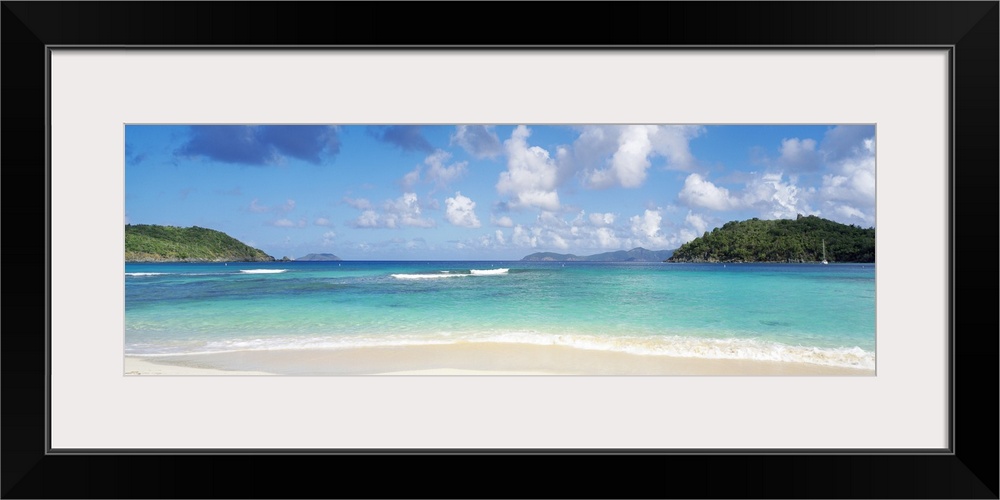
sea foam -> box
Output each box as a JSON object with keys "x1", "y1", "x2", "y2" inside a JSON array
[
  {"x1": 391, "y1": 268, "x2": 509, "y2": 280},
  {"x1": 391, "y1": 273, "x2": 465, "y2": 280},
  {"x1": 240, "y1": 269, "x2": 288, "y2": 274},
  {"x1": 470, "y1": 268, "x2": 508, "y2": 275},
  {"x1": 126, "y1": 331, "x2": 874, "y2": 370}
]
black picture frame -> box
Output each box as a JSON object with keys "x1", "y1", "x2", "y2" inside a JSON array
[{"x1": 3, "y1": 2, "x2": 996, "y2": 498}]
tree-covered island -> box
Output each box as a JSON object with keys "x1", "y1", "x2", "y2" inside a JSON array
[
  {"x1": 125, "y1": 224, "x2": 275, "y2": 262},
  {"x1": 667, "y1": 215, "x2": 874, "y2": 263}
]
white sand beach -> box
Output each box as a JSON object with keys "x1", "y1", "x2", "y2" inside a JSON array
[{"x1": 125, "y1": 342, "x2": 874, "y2": 376}]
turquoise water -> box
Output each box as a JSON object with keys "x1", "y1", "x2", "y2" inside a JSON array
[{"x1": 124, "y1": 261, "x2": 876, "y2": 369}]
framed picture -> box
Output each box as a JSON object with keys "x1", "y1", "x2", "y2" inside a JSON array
[{"x1": 5, "y1": 2, "x2": 996, "y2": 498}]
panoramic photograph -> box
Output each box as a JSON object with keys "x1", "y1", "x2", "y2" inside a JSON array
[{"x1": 124, "y1": 124, "x2": 876, "y2": 376}]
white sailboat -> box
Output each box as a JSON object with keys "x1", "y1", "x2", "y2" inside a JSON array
[{"x1": 822, "y1": 239, "x2": 829, "y2": 265}]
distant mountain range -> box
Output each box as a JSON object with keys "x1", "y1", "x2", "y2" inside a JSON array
[
  {"x1": 296, "y1": 253, "x2": 342, "y2": 261},
  {"x1": 521, "y1": 247, "x2": 674, "y2": 262}
]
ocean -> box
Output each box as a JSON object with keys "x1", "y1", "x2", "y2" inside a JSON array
[{"x1": 124, "y1": 261, "x2": 876, "y2": 371}]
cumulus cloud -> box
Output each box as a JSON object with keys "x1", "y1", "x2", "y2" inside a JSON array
[
  {"x1": 683, "y1": 127, "x2": 874, "y2": 224},
  {"x1": 270, "y1": 218, "x2": 306, "y2": 228},
  {"x1": 629, "y1": 209, "x2": 669, "y2": 247},
  {"x1": 322, "y1": 231, "x2": 337, "y2": 246},
  {"x1": 444, "y1": 192, "x2": 481, "y2": 228},
  {"x1": 314, "y1": 217, "x2": 332, "y2": 226},
  {"x1": 566, "y1": 125, "x2": 704, "y2": 189},
  {"x1": 496, "y1": 125, "x2": 561, "y2": 211},
  {"x1": 741, "y1": 172, "x2": 816, "y2": 219},
  {"x1": 451, "y1": 125, "x2": 502, "y2": 159},
  {"x1": 491, "y1": 215, "x2": 514, "y2": 228},
  {"x1": 818, "y1": 144, "x2": 876, "y2": 225},
  {"x1": 400, "y1": 168, "x2": 421, "y2": 191},
  {"x1": 369, "y1": 126, "x2": 433, "y2": 153},
  {"x1": 343, "y1": 197, "x2": 373, "y2": 210},
  {"x1": 464, "y1": 207, "x2": 714, "y2": 255},
  {"x1": 424, "y1": 150, "x2": 469, "y2": 186},
  {"x1": 820, "y1": 125, "x2": 876, "y2": 163},
  {"x1": 679, "y1": 171, "x2": 818, "y2": 219},
  {"x1": 777, "y1": 137, "x2": 821, "y2": 172},
  {"x1": 678, "y1": 173, "x2": 740, "y2": 211},
  {"x1": 349, "y1": 192, "x2": 435, "y2": 229},
  {"x1": 353, "y1": 210, "x2": 380, "y2": 228},
  {"x1": 176, "y1": 125, "x2": 340, "y2": 165},
  {"x1": 684, "y1": 211, "x2": 710, "y2": 236},
  {"x1": 512, "y1": 224, "x2": 540, "y2": 248},
  {"x1": 588, "y1": 212, "x2": 615, "y2": 226}
]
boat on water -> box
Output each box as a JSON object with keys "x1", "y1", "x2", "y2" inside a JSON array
[{"x1": 822, "y1": 239, "x2": 829, "y2": 265}]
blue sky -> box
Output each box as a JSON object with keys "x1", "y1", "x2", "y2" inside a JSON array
[{"x1": 125, "y1": 124, "x2": 876, "y2": 260}]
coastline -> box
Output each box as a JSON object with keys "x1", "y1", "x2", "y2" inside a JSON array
[{"x1": 125, "y1": 343, "x2": 874, "y2": 376}]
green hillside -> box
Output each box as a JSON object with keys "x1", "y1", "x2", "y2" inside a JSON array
[
  {"x1": 125, "y1": 224, "x2": 275, "y2": 262},
  {"x1": 667, "y1": 215, "x2": 874, "y2": 263}
]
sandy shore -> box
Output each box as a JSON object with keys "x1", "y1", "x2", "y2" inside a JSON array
[
  {"x1": 125, "y1": 357, "x2": 274, "y2": 376},
  {"x1": 125, "y1": 343, "x2": 874, "y2": 376}
]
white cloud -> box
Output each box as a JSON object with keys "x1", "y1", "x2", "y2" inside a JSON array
[
  {"x1": 831, "y1": 204, "x2": 868, "y2": 223},
  {"x1": 387, "y1": 192, "x2": 435, "y2": 228},
  {"x1": 494, "y1": 230, "x2": 506, "y2": 245},
  {"x1": 322, "y1": 231, "x2": 337, "y2": 246},
  {"x1": 278, "y1": 199, "x2": 296, "y2": 214},
  {"x1": 271, "y1": 218, "x2": 296, "y2": 228},
  {"x1": 512, "y1": 224, "x2": 538, "y2": 248},
  {"x1": 350, "y1": 192, "x2": 435, "y2": 229},
  {"x1": 594, "y1": 227, "x2": 620, "y2": 248},
  {"x1": 444, "y1": 192, "x2": 481, "y2": 228},
  {"x1": 424, "y1": 149, "x2": 468, "y2": 186},
  {"x1": 353, "y1": 210, "x2": 380, "y2": 228},
  {"x1": 678, "y1": 173, "x2": 739, "y2": 211},
  {"x1": 401, "y1": 168, "x2": 420, "y2": 191},
  {"x1": 249, "y1": 198, "x2": 270, "y2": 213},
  {"x1": 651, "y1": 126, "x2": 703, "y2": 170},
  {"x1": 314, "y1": 217, "x2": 332, "y2": 226},
  {"x1": 741, "y1": 172, "x2": 815, "y2": 219},
  {"x1": 777, "y1": 138, "x2": 820, "y2": 171},
  {"x1": 820, "y1": 125, "x2": 875, "y2": 162},
  {"x1": 685, "y1": 211, "x2": 710, "y2": 236},
  {"x1": 818, "y1": 143, "x2": 876, "y2": 225},
  {"x1": 586, "y1": 125, "x2": 656, "y2": 188},
  {"x1": 588, "y1": 212, "x2": 615, "y2": 225},
  {"x1": 451, "y1": 125, "x2": 501, "y2": 159},
  {"x1": 343, "y1": 197, "x2": 372, "y2": 210},
  {"x1": 569, "y1": 125, "x2": 703, "y2": 189},
  {"x1": 497, "y1": 125, "x2": 561, "y2": 211},
  {"x1": 491, "y1": 215, "x2": 514, "y2": 228},
  {"x1": 630, "y1": 209, "x2": 663, "y2": 239}
]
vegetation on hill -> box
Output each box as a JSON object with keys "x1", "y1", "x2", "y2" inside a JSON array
[
  {"x1": 522, "y1": 247, "x2": 674, "y2": 262},
  {"x1": 667, "y1": 215, "x2": 875, "y2": 263},
  {"x1": 125, "y1": 224, "x2": 275, "y2": 262}
]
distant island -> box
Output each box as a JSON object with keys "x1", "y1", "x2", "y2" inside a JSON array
[
  {"x1": 522, "y1": 247, "x2": 674, "y2": 262},
  {"x1": 297, "y1": 253, "x2": 342, "y2": 261},
  {"x1": 125, "y1": 224, "x2": 275, "y2": 262},
  {"x1": 667, "y1": 215, "x2": 875, "y2": 263}
]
